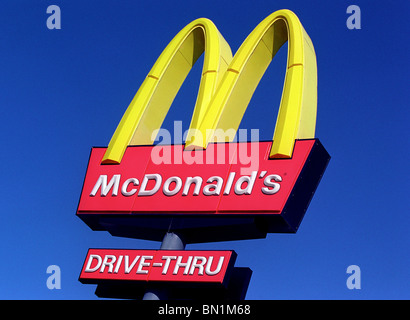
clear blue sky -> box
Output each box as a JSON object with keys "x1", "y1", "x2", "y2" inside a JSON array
[{"x1": 1, "y1": 0, "x2": 408, "y2": 299}]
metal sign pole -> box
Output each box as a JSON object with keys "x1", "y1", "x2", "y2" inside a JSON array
[{"x1": 142, "y1": 231, "x2": 186, "y2": 300}]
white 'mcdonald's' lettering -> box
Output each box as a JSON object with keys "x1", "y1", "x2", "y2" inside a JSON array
[{"x1": 89, "y1": 171, "x2": 282, "y2": 198}]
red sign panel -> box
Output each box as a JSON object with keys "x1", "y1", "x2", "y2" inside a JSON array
[
  {"x1": 79, "y1": 249, "x2": 236, "y2": 285},
  {"x1": 76, "y1": 139, "x2": 329, "y2": 240},
  {"x1": 78, "y1": 140, "x2": 313, "y2": 215}
]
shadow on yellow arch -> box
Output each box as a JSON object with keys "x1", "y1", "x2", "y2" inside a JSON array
[{"x1": 102, "y1": 9, "x2": 317, "y2": 164}]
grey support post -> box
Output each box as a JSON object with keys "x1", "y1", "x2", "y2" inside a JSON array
[{"x1": 142, "y1": 232, "x2": 186, "y2": 300}]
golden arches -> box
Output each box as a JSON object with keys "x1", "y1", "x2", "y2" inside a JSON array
[{"x1": 102, "y1": 9, "x2": 317, "y2": 164}]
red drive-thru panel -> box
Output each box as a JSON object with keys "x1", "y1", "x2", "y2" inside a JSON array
[
  {"x1": 79, "y1": 249, "x2": 236, "y2": 286},
  {"x1": 77, "y1": 139, "x2": 330, "y2": 242}
]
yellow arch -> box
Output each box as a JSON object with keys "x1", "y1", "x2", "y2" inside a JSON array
[
  {"x1": 102, "y1": 18, "x2": 232, "y2": 164},
  {"x1": 187, "y1": 9, "x2": 317, "y2": 158}
]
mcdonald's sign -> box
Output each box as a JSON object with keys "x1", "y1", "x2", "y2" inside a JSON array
[{"x1": 77, "y1": 10, "x2": 330, "y2": 243}]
